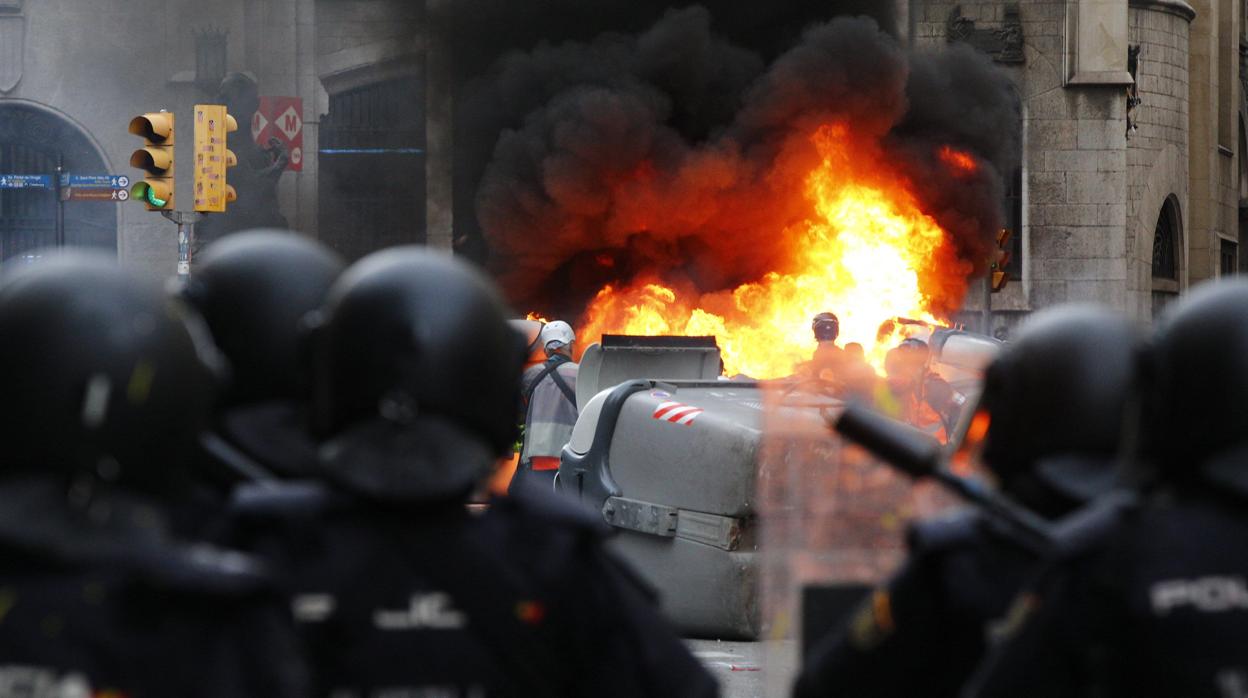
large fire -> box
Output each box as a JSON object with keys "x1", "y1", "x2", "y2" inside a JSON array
[{"x1": 575, "y1": 124, "x2": 975, "y2": 378}]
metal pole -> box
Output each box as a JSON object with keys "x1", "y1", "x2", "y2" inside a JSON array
[
  {"x1": 163, "y1": 210, "x2": 203, "y2": 277},
  {"x1": 54, "y1": 155, "x2": 65, "y2": 248}
]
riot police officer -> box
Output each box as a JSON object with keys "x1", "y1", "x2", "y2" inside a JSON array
[
  {"x1": 794, "y1": 304, "x2": 1139, "y2": 698},
  {"x1": 0, "y1": 252, "x2": 307, "y2": 696},
  {"x1": 180, "y1": 229, "x2": 344, "y2": 483},
  {"x1": 227, "y1": 248, "x2": 718, "y2": 697},
  {"x1": 967, "y1": 280, "x2": 1248, "y2": 697}
]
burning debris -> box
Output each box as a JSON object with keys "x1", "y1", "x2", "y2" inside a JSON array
[{"x1": 474, "y1": 8, "x2": 1019, "y2": 378}]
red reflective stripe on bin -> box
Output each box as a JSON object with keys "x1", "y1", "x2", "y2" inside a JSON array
[{"x1": 651, "y1": 402, "x2": 703, "y2": 426}]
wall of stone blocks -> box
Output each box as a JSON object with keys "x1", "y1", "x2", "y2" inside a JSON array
[
  {"x1": 911, "y1": 0, "x2": 1130, "y2": 333},
  {"x1": 1127, "y1": 5, "x2": 1192, "y2": 320},
  {"x1": 1185, "y1": 0, "x2": 1241, "y2": 285},
  {"x1": 314, "y1": 0, "x2": 422, "y2": 94}
]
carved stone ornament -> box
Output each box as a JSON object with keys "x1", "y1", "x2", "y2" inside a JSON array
[
  {"x1": 0, "y1": 13, "x2": 24, "y2": 93},
  {"x1": 947, "y1": 4, "x2": 1025, "y2": 64}
]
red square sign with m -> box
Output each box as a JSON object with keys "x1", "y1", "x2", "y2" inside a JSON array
[{"x1": 252, "y1": 96, "x2": 304, "y2": 172}]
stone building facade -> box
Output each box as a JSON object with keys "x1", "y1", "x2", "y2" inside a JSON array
[
  {"x1": 904, "y1": 0, "x2": 1242, "y2": 330},
  {"x1": 5, "y1": 0, "x2": 1244, "y2": 321},
  {"x1": 0, "y1": 0, "x2": 431, "y2": 279}
]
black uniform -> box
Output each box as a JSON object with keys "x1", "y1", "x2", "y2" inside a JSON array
[
  {"x1": 794, "y1": 511, "x2": 1036, "y2": 698},
  {"x1": 968, "y1": 280, "x2": 1248, "y2": 697},
  {"x1": 227, "y1": 478, "x2": 714, "y2": 697},
  {"x1": 0, "y1": 481, "x2": 308, "y2": 697},
  {"x1": 968, "y1": 489, "x2": 1248, "y2": 697},
  {"x1": 235, "y1": 247, "x2": 717, "y2": 698},
  {"x1": 795, "y1": 306, "x2": 1140, "y2": 698},
  {"x1": 0, "y1": 253, "x2": 309, "y2": 696},
  {"x1": 179, "y1": 230, "x2": 345, "y2": 486}
]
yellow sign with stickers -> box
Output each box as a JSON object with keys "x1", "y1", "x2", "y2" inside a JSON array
[{"x1": 192, "y1": 104, "x2": 238, "y2": 213}]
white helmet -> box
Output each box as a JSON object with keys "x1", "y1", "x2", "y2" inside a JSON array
[{"x1": 540, "y1": 320, "x2": 576, "y2": 355}]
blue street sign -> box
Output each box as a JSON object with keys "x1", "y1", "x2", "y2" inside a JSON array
[
  {"x1": 59, "y1": 174, "x2": 130, "y2": 189},
  {"x1": 0, "y1": 174, "x2": 52, "y2": 190}
]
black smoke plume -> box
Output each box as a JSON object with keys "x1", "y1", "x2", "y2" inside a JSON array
[{"x1": 471, "y1": 8, "x2": 1020, "y2": 319}]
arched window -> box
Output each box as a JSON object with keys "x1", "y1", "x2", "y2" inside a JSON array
[
  {"x1": 1152, "y1": 195, "x2": 1181, "y2": 317},
  {"x1": 0, "y1": 104, "x2": 116, "y2": 261}
]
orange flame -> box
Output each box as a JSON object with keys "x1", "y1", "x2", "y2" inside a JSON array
[
  {"x1": 525, "y1": 312, "x2": 551, "y2": 323},
  {"x1": 938, "y1": 145, "x2": 978, "y2": 175},
  {"x1": 575, "y1": 125, "x2": 973, "y2": 378}
]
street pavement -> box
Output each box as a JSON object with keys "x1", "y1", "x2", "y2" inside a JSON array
[{"x1": 688, "y1": 640, "x2": 796, "y2": 698}]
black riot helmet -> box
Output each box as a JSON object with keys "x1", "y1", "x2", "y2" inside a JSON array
[
  {"x1": 179, "y1": 229, "x2": 343, "y2": 407},
  {"x1": 978, "y1": 305, "x2": 1140, "y2": 512},
  {"x1": 310, "y1": 248, "x2": 527, "y2": 501},
  {"x1": 812, "y1": 312, "x2": 840, "y2": 342},
  {"x1": 1142, "y1": 279, "x2": 1248, "y2": 494},
  {"x1": 0, "y1": 253, "x2": 222, "y2": 494}
]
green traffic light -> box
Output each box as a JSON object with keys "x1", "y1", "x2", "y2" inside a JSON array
[{"x1": 130, "y1": 182, "x2": 168, "y2": 209}]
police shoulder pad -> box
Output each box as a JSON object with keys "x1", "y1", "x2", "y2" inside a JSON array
[
  {"x1": 1050, "y1": 489, "x2": 1138, "y2": 560},
  {"x1": 502, "y1": 479, "x2": 611, "y2": 537},
  {"x1": 137, "y1": 542, "x2": 275, "y2": 596},
  {"x1": 228, "y1": 479, "x2": 338, "y2": 521},
  {"x1": 906, "y1": 509, "x2": 983, "y2": 554}
]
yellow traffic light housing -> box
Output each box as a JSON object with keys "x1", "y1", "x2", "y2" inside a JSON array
[
  {"x1": 128, "y1": 112, "x2": 175, "y2": 210},
  {"x1": 193, "y1": 105, "x2": 239, "y2": 213}
]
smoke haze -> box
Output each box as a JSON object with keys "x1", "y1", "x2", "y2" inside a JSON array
[{"x1": 470, "y1": 8, "x2": 1019, "y2": 319}]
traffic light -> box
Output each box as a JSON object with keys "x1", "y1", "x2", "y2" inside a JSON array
[
  {"x1": 193, "y1": 104, "x2": 238, "y2": 213},
  {"x1": 990, "y1": 228, "x2": 1012, "y2": 293},
  {"x1": 128, "y1": 112, "x2": 175, "y2": 210}
]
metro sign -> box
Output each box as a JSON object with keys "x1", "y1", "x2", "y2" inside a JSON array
[{"x1": 254, "y1": 96, "x2": 304, "y2": 172}]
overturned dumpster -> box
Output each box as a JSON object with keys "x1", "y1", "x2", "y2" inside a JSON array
[{"x1": 560, "y1": 335, "x2": 840, "y2": 639}]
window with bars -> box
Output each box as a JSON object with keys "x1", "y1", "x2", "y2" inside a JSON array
[
  {"x1": 0, "y1": 105, "x2": 115, "y2": 261},
  {"x1": 1221, "y1": 238, "x2": 1238, "y2": 276},
  {"x1": 1004, "y1": 165, "x2": 1023, "y2": 276},
  {"x1": 1152, "y1": 202, "x2": 1178, "y2": 280},
  {"x1": 1151, "y1": 196, "x2": 1181, "y2": 319},
  {"x1": 319, "y1": 76, "x2": 426, "y2": 260}
]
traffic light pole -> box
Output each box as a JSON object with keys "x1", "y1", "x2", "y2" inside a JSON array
[
  {"x1": 161, "y1": 210, "x2": 204, "y2": 277},
  {"x1": 54, "y1": 155, "x2": 65, "y2": 248}
]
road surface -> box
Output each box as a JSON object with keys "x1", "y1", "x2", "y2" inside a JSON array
[{"x1": 689, "y1": 640, "x2": 797, "y2": 698}]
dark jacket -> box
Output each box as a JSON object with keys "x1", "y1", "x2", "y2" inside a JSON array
[
  {"x1": 793, "y1": 509, "x2": 1035, "y2": 698},
  {"x1": 967, "y1": 490, "x2": 1248, "y2": 698},
  {"x1": 0, "y1": 480, "x2": 308, "y2": 697},
  {"x1": 227, "y1": 479, "x2": 718, "y2": 698}
]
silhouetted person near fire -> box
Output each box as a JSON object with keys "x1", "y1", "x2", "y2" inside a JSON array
[
  {"x1": 798, "y1": 311, "x2": 849, "y2": 388},
  {"x1": 513, "y1": 320, "x2": 580, "y2": 493},
  {"x1": 876, "y1": 338, "x2": 962, "y2": 443},
  {"x1": 840, "y1": 341, "x2": 878, "y2": 400}
]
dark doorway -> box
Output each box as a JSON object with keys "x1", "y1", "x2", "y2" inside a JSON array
[
  {"x1": 1221, "y1": 237, "x2": 1238, "y2": 276},
  {"x1": 0, "y1": 104, "x2": 116, "y2": 262},
  {"x1": 1151, "y1": 195, "x2": 1181, "y2": 318},
  {"x1": 318, "y1": 76, "x2": 426, "y2": 260}
]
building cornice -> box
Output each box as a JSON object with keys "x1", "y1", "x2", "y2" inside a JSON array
[{"x1": 1129, "y1": 0, "x2": 1196, "y2": 23}]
